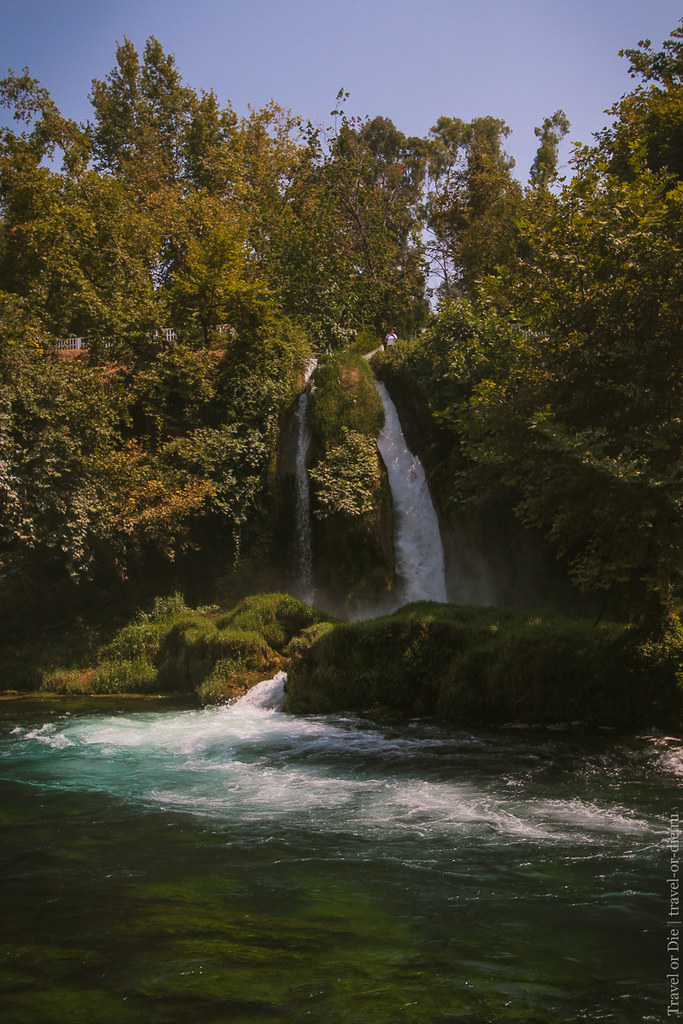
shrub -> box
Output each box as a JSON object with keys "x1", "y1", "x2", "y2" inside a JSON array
[
  {"x1": 286, "y1": 620, "x2": 337, "y2": 658},
  {"x1": 309, "y1": 429, "x2": 380, "y2": 519},
  {"x1": 215, "y1": 593, "x2": 324, "y2": 651},
  {"x1": 286, "y1": 603, "x2": 683, "y2": 730},
  {"x1": 92, "y1": 657, "x2": 158, "y2": 694},
  {"x1": 308, "y1": 351, "x2": 384, "y2": 447}
]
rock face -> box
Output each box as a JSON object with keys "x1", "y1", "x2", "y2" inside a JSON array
[
  {"x1": 307, "y1": 353, "x2": 395, "y2": 617},
  {"x1": 273, "y1": 398, "x2": 304, "y2": 595},
  {"x1": 310, "y1": 457, "x2": 395, "y2": 618}
]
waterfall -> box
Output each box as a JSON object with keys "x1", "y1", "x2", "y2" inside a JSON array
[
  {"x1": 376, "y1": 381, "x2": 447, "y2": 605},
  {"x1": 231, "y1": 671, "x2": 287, "y2": 711},
  {"x1": 294, "y1": 360, "x2": 317, "y2": 605}
]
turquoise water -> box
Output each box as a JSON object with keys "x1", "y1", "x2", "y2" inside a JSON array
[{"x1": 0, "y1": 683, "x2": 677, "y2": 1023}]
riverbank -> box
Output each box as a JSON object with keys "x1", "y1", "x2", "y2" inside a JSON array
[
  {"x1": 0, "y1": 593, "x2": 331, "y2": 705},
  {"x1": 3, "y1": 591, "x2": 682, "y2": 733},
  {"x1": 286, "y1": 601, "x2": 683, "y2": 733}
]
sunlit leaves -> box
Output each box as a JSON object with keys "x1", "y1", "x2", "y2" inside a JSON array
[
  {"x1": 529, "y1": 110, "x2": 570, "y2": 189},
  {"x1": 0, "y1": 350, "x2": 124, "y2": 578},
  {"x1": 93, "y1": 440, "x2": 212, "y2": 566},
  {"x1": 309, "y1": 429, "x2": 379, "y2": 519},
  {"x1": 425, "y1": 115, "x2": 522, "y2": 299}
]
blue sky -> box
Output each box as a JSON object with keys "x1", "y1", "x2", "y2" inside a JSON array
[{"x1": 1, "y1": 0, "x2": 681, "y2": 181}]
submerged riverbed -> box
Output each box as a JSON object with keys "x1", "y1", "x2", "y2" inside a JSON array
[{"x1": 0, "y1": 682, "x2": 678, "y2": 1023}]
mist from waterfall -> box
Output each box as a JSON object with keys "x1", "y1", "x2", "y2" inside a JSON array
[{"x1": 376, "y1": 381, "x2": 447, "y2": 606}]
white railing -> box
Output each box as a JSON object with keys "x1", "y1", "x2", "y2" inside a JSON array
[
  {"x1": 55, "y1": 325, "x2": 234, "y2": 351},
  {"x1": 55, "y1": 336, "x2": 109, "y2": 351},
  {"x1": 153, "y1": 328, "x2": 177, "y2": 344}
]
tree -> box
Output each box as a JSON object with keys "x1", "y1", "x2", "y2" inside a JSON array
[
  {"x1": 91, "y1": 439, "x2": 212, "y2": 581},
  {"x1": 600, "y1": 21, "x2": 683, "y2": 181},
  {"x1": 529, "y1": 109, "x2": 570, "y2": 188},
  {"x1": 0, "y1": 344, "x2": 123, "y2": 582},
  {"x1": 424, "y1": 26, "x2": 683, "y2": 616},
  {"x1": 310, "y1": 100, "x2": 428, "y2": 337},
  {"x1": 88, "y1": 36, "x2": 195, "y2": 190},
  {"x1": 164, "y1": 424, "x2": 269, "y2": 562},
  {"x1": 0, "y1": 39, "x2": 317, "y2": 602},
  {"x1": 183, "y1": 88, "x2": 239, "y2": 194},
  {"x1": 163, "y1": 191, "x2": 259, "y2": 344},
  {"x1": 268, "y1": 153, "x2": 359, "y2": 345},
  {"x1": 0, "y1": 67, "x2": 89, "y2": 174},
  {"x1": 425, "y1": 115, "x2": 522, "y2": 300},
  {"x1": 0, "y1": 73, "x2": 162, "y2": 347}
]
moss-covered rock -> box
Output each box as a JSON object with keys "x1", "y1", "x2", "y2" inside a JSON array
[
  {"x1": 38, "y1": 592, "x2": 333, "y2": 703},
  {"x1": 306, "y1": 351, "x2": 395, "y2": 614},
  {"x1": 308, "y1": 351, "x2": 384, "y2": 447},
  {"x1": 286, "y1": 602, "x2": 683, "y2": 731},
  {"x1": 25, "y1": 588, "x2": 683, "y2": 731}
]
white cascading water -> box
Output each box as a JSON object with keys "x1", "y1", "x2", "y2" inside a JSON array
[
  {"x1": 294, "y1": 359, "x2": 317, "y2": 605},
  {"x1": 231, "y1": 671, "x2": 287, "y2": 711},
  {"x1": 376, "y1": 381, "x2": 447, "y2": 605}
]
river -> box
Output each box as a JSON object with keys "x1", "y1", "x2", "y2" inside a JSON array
[{"x1": 0, "y1": 680, "x2": 677, "y2": 1023}]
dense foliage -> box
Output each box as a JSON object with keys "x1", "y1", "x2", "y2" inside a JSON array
[
  {"x1": 377, "y1": 24, "x2": 683, "y2": 622},
  {"x1": 0, "y1": 40, "x2": 430, "y2": 609},
  {"x1": 1, "y1": 23, "x2": 682, "y2": 634}
]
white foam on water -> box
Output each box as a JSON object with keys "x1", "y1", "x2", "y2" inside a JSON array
[
  {"x1": 653, "y1": 739, "x2": 683, "y2": 778},
  {"x1": 524, "y1": 797, "x2": 650, "y2": 835},
  {"x1": 230, "y1": 672, "x2": 287, "y2": 711},
  {"x1": 0, "y1": 694, "x2": 660, "y2": 849},
  {"x1": 19, "y1": 722, "x2": 75, "y2": 750}
]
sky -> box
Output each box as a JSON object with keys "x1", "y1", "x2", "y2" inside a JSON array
[{"x1": 1, "y1": 0, "x2": 682, "y2": 181}]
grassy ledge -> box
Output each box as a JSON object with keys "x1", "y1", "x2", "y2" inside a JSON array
[
  {"x1": 6, "y1": 592, "x2": 682, "y2": 732},
  {"x1": 286, "y1": 602, "x2": 683, "y2": 732},
  {"x1": 24, "y1": 593, "x2": 333, "y2": 704}
]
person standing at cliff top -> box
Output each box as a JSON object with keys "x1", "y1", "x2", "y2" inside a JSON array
[{"x1": 385, "y1": 329, "x2": 397, "y2": 347}]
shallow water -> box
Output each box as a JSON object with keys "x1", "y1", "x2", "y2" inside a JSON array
[{"x1": 0, "y1": 683, "x2": 678, "y2": 1023}]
